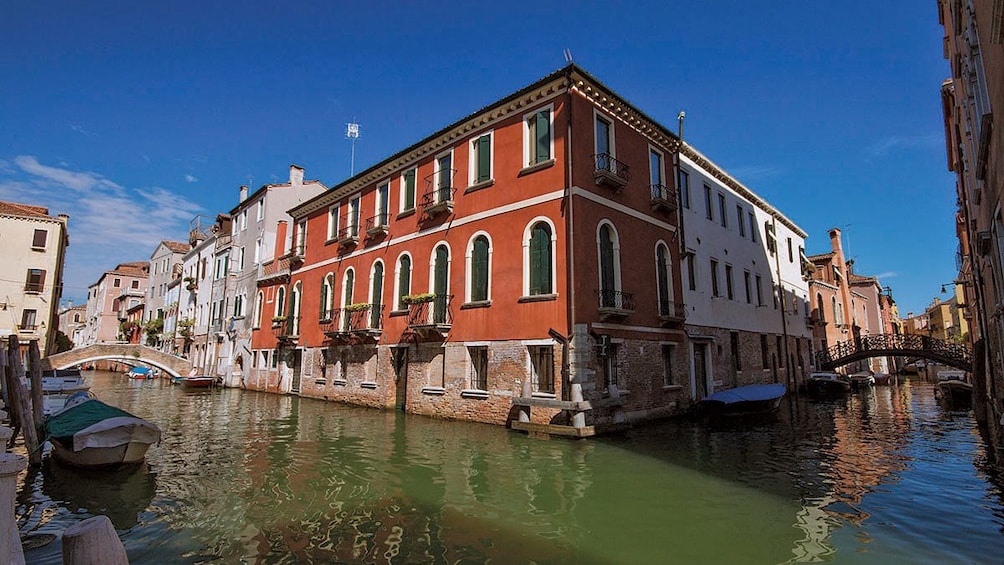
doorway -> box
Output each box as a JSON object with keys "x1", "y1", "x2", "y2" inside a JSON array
[
  {"x1": 392, "y1": 347, "x2": 409, "y2": 411},
  {"x1": 693, "y1": 343, "x2": 709, "y2": 400}
]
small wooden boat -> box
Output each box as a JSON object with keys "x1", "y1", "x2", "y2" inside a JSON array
[
  {"x1": 40, "y1": 369, "x2": 90, "y2": 394},
  {"x1": 43, "y1": 393, "x2": 161, "y2": 468},
  {"x1": 126, "y1": 366, "x2": 155, "y2": 380},
  {"x1": 698, "y1": 383, "x2": 786, "y2": 416},
  {"x1": 936, "y1": 370, "x2": 972, "y2": 408},
  {"x1": 807, "y1": 372, "x2": 852, "y2": 395},
  {"x1": 179, "y1": 375, "x2": 215, "y2": 389},
  {"x1": 849, "y1": 371, "x2": 875, "y2": 389}
]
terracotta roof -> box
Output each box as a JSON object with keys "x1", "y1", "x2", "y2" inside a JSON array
[
  {"x1": 162, "y1": 240, "x2": 190, "y2": 253},
  {"x1": 0, "y1": 200, "x2": 53, "y2": 219}
]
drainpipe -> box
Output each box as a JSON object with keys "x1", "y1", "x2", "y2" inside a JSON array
[{"x1": 675, "y1": 112, "x2": 689, "y2": 306}]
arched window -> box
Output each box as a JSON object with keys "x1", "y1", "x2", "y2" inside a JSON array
[
  {"x1": 655, "y1": 242, "x2": 674, "y2": 316},
  {"x1": 832, "y1": 297, "x2": 841, "y2": 325},
  {"x1": 320, "y1": 273, "x2": 334, "y2": 320},
  {"x1": 432, "y1": 244, "x2": 450, "y2": 324},
  {"x1": 468, "y1": 233, "x2": 491, "y2": 303},
  {"x1": 396, "y1": 254, "x2": 412, "y2": 311},
  {"x1": 341, "y1": 269, "x2": 355, "y2": 331},
  {"x1": 816, "y1": 293, "x2": 825, "y2": 322},
  {"x1": 275, "y1": 286, "x2": 286, "y2": 320},
  {"x1": 597, "y1": 222, "x2": 622, "y2": 307},
  {"x1": 525, "y1": 220, "x2": 553, "y2": 295},
  {"x1": 290, "y1": 282, "x2": 302, "y2": 335},
  {"x1": 370, "y1": 261, "x2": 384, "y2": 328},
  {"x1": 254, "y1": 291, "x2": 264, "y2": 327}
]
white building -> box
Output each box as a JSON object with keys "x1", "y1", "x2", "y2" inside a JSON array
[
  {"x1": 145, "y1": 240, "x2": 189, "y2": 349},
  {"x1": 180, "y1": 220, "x2": 218, "y2": 371},
  {"x1": 0, "y1": 201, "x2": 70, "y2": 356},
  {"x1": 679, "y1": 146, "x2": 812, "y2": 396}
]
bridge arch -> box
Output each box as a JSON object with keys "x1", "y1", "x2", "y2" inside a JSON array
[
  {"x1": 43, "y1": 344, "x2": 193, "y2": 379},
  {"x1": 815, "y1": 334, "x2": 972, "y2": 372}
]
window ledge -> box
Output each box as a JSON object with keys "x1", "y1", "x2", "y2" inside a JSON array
[
  {"x1": 422, "y1": 386, "x2": 446, "y2": 396},
  {"x1": 518, "y1": 294, "x2": 558, "y2": 303},
  {"x1": 465, "y1": 179, "x2": 494, "y2": 194},
  {"x1": 332, "y1": 379, "x2": 348, "y2": 387},
  {"x1": 518, "y1": 159, "x2": 555, "y2": 176},
  {"x1": 314, "y1": 379, "x2": 327, "y2": 385},
  {"x1": 461, "y1": 300, "x2": 491, "y2": 310},
  {"x1": 397, "y1": 208, "x2": 416, "y2": 220},
  {"x1": 389, "y1": 309, "x2": 408, "y2": 317},
  {"x1": 324, "y1": 238, "x2": 338, "y2": 246},
  {"x1": 31, "y1": 246, "x2": 46, "y2": 252},
  {"x1": 461, "y1": 389, "x2": 489, "y2": 399},
  {"x1": 360, "y1": 381, "x2": 378, "y2": 389},
  {"x1": 531, "y1": 392, "x2": 556, "y2": 399},
  {"x1": 662, "y1": 384, "x2": 683, "y2": 392}
]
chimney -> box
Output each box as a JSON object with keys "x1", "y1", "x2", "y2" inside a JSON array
[
  {"x1": 239, "y1": 185, "x2": 248, "y2": 202},
  {"x1": 274, "y1": 220, "x2": 288, "y2": 262},
  {"x1": 289, "y1": 164, "x2": 304, "y2": 186}
]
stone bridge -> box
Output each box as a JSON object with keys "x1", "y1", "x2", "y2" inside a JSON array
[
  {"x1": 43, "y1": 343, "x2": 192, "y2": 378},
  {"x1": 815, "y1": 333, "x2": 972, "y2": 372}
]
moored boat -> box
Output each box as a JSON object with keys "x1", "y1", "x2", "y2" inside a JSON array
[
  {"x1": 936, "y1": 370, "x2": 972, "y2": 408},
  {"x1": 126, "y1": 366, "x2": 155, "y2": 380},
  {"x1": 872, "y1": 372, "x2": 891, "y2": 385},
  {"x1": 40, "y1": 368, "x2": 90, "y2": 394},
  {"x1": 698, "y1": 383, "x2": 786, "y2": 416},
  {"x1": 179, "y1": 375, "x2": 215, "y2": 389},
  {"x1": 807, "y1": 372, "x2": 852, "y2": 395},
  {"x1": 849, "y1": 371, "x2": 875, "y2": 389},
  {"x1": 43, "y1": 393, "x2": 161, "y2": 468}
]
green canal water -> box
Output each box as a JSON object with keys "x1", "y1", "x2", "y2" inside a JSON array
[{"x1": 15, "y1": 370, "x2": 1004, "y2": 564}]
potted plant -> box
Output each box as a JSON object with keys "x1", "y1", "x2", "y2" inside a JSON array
[
  {"x1": 402, "y1": 293, "x2": 436, "y2": 305},
  {"x1": 344, "y1": 302, "x2": 371, "y2": 312},
  {"x1": 271, "y1": 315, "x2": 287, "y2": 327}
]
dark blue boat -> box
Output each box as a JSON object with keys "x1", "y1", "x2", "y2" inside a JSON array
[{"x1": 698, "y1": 383, "x2": 786, "y2": 416}]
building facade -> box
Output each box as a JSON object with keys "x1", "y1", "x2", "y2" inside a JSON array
[
  {"x1": 82, "y1": 262, "x2": 150, "y2": 345},
  {"x1": 144, "y1": 240, "x2": 189, "y2": 348},
  {"x1": 0, "y1": 200, "x2": 70, "y2": 356}
]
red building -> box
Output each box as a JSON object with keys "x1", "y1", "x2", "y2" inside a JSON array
[{"x1": 250, "y1": 65, "x2": 689, "y2": 435}]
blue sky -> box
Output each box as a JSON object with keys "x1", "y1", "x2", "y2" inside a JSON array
[{"x1": 1, "y1": 1, "x2": 954, "y2": 317}]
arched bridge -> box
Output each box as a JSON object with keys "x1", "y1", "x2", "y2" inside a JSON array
[
  {"x1": 42, "y1": 343, "x2": 192, "y2": 378},
  {"x1": 815, "y1": 334, "x2": 972, "y2": 372}
]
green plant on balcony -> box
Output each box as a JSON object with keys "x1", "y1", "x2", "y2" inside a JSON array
[
  {"x1": 402, "y1": 293, "x2": 435, "y2": 305},
  {"x1": 177, "y1": 318, "x2": 194, "y2": 340},
  {"x1": 271, "y1": 315, "x2": 287, "y2": 327},
  {"x1": 344, "y1": 302, "x2": 371, "y2": 312}
]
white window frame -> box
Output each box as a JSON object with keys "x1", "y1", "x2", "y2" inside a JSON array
[
  {"x1": 433, "y1": 149, "x2": 455, "y2": 202},
  {"x1": 400, "y1": 167, "x2": 417, "y2": 213},
  {"x1": 394, "y1": 252, "x2": 413, "y2": 311},
  {"x1": 521, "y1": 216, "x2": 558, "y2": 297},
  {"x1": 522, "y1": 103, "x2": 555, "y2": 168},
  {"x1": 596, "y1": 220, "x2": 623, "y2": 304},
  {"x1": 256, "y1": 198, "x2": 264, "y2": 221},
  {"x1": 348, "y1": 196, "x2": 360, "y2": 237},
  {"x1": 468, "y1": 130, "x2": 495, "y2": 187},
  {"x1": 376, "y1": 181, "x2": 390, "y2": 226},
  {"x1": 465, "y1": 231, "x2": 493, "y2": 303},
  {"x1": 327, "y1": 204, "x2": 339, "y2": 241}
]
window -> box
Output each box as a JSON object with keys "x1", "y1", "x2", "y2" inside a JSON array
[
  {"x1": 471, "y1": 133, "x2": 493, "y2": 184},
  {"x1": 254, "y1": 292, "x2": 264, "y2": 327},
  {"x1": 20, "y1": 309, "x2": 37, "y2": 330},
  {"x1": 348, "y1": 196, "x2": 360, "y2": 237},
  {"x1": 748, "y1": 211, "x2": 757, "y2": 243},
  {"x1": 765, "y1": 221, "x2": 776, "y2": 254},
  {"x1": 725, "y1": 264, "x2": 734, "y2": 300},
  {"x1": 529, "y1": 345, "x2": 554, "y2": 393},
  {"x1": 113, "y1": 278, "x2": 121, "y2": 288},
  {"x1": 233, "y1": 294, "x2": 244, "y2": 317},
  {"x1": 718, "y1": 193, "x2": 728, "y2": 228},
  {"x1": 396, "y1": 254, "x2": 412, "y2": 310},
  {"x1": 679, "y1": 169, "x2": 690, "y2": 209},
  {"x1": 755, "y1": 274, "x2": 763, "y2": 306},
  {"x1": 595, "y1": 113, "x2": 614, "y2": 171},
  {"x1": 32, "y1": 229, "x2": 47, "y2": 249},
  {"x1": 710, "y1": 259, "x2": 720, "y2": 297},
  {"x1": 598, "y1": 223, "x2": 621, "y2": 307},
  {"x1": 524, "y1": 107, "x2": 552, "y2": 166},
  {"x1": 435, "y1": 151, "x2": 454, "y2": 200},
  {"x1": 650, "y1": 149, "x2": 664, "y2": 189},
  {"x1": 744, "y1": 271, "x2": 752, "y2": 304},
  {"x1": 832, "y1": 297, "x2": 840, "y2": 325},
  {"x1": 704, "y1": 185, "x2": 713, "y2": 221},
  {"x1": 760, "y1": 334, "x2": 769, "y2": 368},
  {"x1": 25, "y1": 269, "x2": 45, "y2": 293},
  {"x1": 327, "y1": 205, "x2": 339, "y2": 240},
  {"x1": 241, "y1": 209, "x2": 248, "y2": 231},
  {"x1": 401, "y1": 168, "x2": 416, "y2": 211},
  {"x1": 255, "y1": 238, "x2": 263, "y2": 264},
  {"x1": 773, "y1": 285, "x2": 779, "y2": 309},
  {"x1": 686, "y1": 253, "x2": 697, "y2": 291},
  {"x1": 431, "y1": 245, "x2": 450, "y2": 324},
  {"x1": 257, "y1": 199, "x2": 264, "y2": 221},
  {"x1": 787, "y1": 237, "x2": 793, "y2": 263},
  {"x1": 656, "y1": 243, "x2": 674, "y2": 316},
  {"x1": 341, "y1": 270, "x2": 355, "y2": 331},
  {"x1": 294, "y1": 221, "x2": 306, "y2": 256},
  {"x1": 375, "y1": 183, "x2": 389, "y2": 227},
  {"x1": 370, "y1": 262, "x2": 384, "y2": 328},
  {"x1": 469, "y1": 346, "x2": 488, "y2": 391},
  {"x1": 132, "y1": 279, "x2": 139, "y2": 289},
  {"x1": 737, "y1": 206, "x2": 746, "y2": 237},
  {"x1": 237, "y1": 247, "x2": 245, "y2": 271},
  {"x1": 526, "y1": 220, "x2": 554, "y2": 296},
  {"x1": 275, "y1": 287, "x2": 286, "y2": 319},
  {"x1": 661, "y1": 344, "x2": 675, "y2": 386},
  {"x1": 731, "y1": 331, "x2": 741, "y2": 371},
  {"x1": 320, "y1": 274, "x2": 334, "y2": 320},
  {"x1": 468, "y1": 234, "x2": 490, "y2": 303}
]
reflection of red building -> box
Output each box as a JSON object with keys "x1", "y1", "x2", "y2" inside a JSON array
[
  {"x1": 125, "y1": 302, "x2": 144, "y2": 344},
  {"x1": 251, "y1": 65, "x2": 693, "y2": 435}
]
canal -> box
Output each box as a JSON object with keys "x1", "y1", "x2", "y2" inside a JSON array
[{"x1": 16, "y1": 369, "x2": 1004, "y2": 564}]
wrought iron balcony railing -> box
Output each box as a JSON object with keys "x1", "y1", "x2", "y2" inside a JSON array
[
  {"x1": 592, "y1": 153, "x2": 630, "y2": 189},
  {"x1": 407, "y1": 294, "x2": 453, "y2": 329},
  {"x1": 419, "y1": 188, "x2": 456, "y2": 218},
  {"x1": 365, "y1": 213, "x2": 389, "y2": 236},
  {"x1": 650, "y1": 183, "x2": 676, "y2": 211},
  {"x1": 658, "y1": 300, "x2": 686, "y2": 322}
]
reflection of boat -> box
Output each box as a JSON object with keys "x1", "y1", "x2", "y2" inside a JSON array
[
  {"x1": 698, "y1": 383, "x2": 786, "y2": 416},
  {"x1": 41, "y1": 460, "x2": 157, "y2": 529},
  {"x1": 849, "y1": 371, "x2": 875, "y2": 389},
  {"x1": 872, "y1": 372, "x2": 891, "y2": 385},
  {"x1": 936, "y1": 370, "x2": 972, "y2": 408},
  {"x1": 40, "y1": 369, "x2": 90, "y2": 394},
  {"x1": 127, "y1": 366, "x2": 155, "y2": 379},
  {"x1": 179, "y1": 375, "x2": 215, "y2": 389},
  {"x1": 43, "y1": 394, "x2": 161, "y2": 468},
  {"x1": 807, "y1": 372, "x2": 851, "y2": 395}
]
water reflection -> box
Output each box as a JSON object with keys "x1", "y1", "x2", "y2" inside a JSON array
[
  {"x1": 15, "y1": 372, "x2": 1004, "y2": 563},
  {"x1": 40, "y1": 461, "x2": 156, "y2": 529}
]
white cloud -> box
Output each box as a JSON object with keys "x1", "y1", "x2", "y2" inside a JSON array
[
  {"x1": 184, "y1": 174, "x2": 198, "y2": 183},
  {"x1": 874, "y1": 272, "x2": 897, "y2": 280},
  {"x1": 866, "y1": 135, "x2": 941, "y2": 158},
  {"x1": 7, "y1": 156, "x2": 204, "y2": 301},
  {"x1": 729, "y1": 165, "x2": 780, "y2": 181}
]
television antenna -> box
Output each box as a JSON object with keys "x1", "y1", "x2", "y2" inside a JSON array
[
  {"x1": 346, "y1": 121, "x2": 360, "y2": 176},
  {"x1": 563, "y1": 49, "x2": 573, "y2": 63}
]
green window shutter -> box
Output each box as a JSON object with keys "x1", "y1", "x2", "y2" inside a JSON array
[
  {"x1": 404, "y1": 170, "x2": 415, "y2": 209},
  {"x1": 530, "y1": 224, "x2": 551, "y2": 294},
  {"x1": 535, "y1": 111, "x2": 550, "y2": 163},
  {"x1": 472, "y1": 236, "x2": 488, "y2": 301},
  {"x1": 657, "y1": 245, "x2": 669, "y2": 314},
  {"x1": 344, "y1": 272, "x2": 354, "y2": 306},
  {"x1": 319, "y1": 283, "x2": 328, "y2": 318},
  {"x1": 398, "y1": 257, "x2": 411, "y2": 309},
  {"x1": 477, "y1": 135, "x2": 491, "y2": 183}
]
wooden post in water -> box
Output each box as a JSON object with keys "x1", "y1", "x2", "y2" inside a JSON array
[
  {"x1": 0, "y1": 452, "x2": 27, "y2": 565},
  {"x1": 0, "y1": 342, "x2": 17, "y2": 450},
  {"x1": 61, "y1": 515, "x2": 129, "y2": 565},
  {"x1": 27, "y1": 343, "x2": 43, "y2": 429},
  {"x1": 5, "y1": 337, "x2": 40, "y2": 465}
]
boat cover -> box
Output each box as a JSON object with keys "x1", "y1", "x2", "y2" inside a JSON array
[
  {"x1": 701, "y1": 383, "x2": 787, "y2": 405},
  {"x1": 44, "y1": 399, "x2": 161, "y2": 452}
]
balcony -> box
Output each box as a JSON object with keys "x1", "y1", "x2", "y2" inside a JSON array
[
  {"x1": 322, "y1": 304, "x2": 384, "y2": 342},
  {"x1": 337, "y1": 224, "x2": 359, "y2": 247},
  {"x1": 658, "y1": 300, "x2": 686, "y2": 325},
  {"x1": 17, "y1": 324, "x2": 38, "y2": 334},
  {"x1": 365, "y1": 213, "x2": 389, "y2": 237},
  {"x1": 406, "y1": 294, "x2": 453, "y2": 337},
  {"x1": 271, "y1": 316, "x2": 299, "y2": 344},
  {"x1": 650, "y1": 183, "x2": 676, "y2": 212},
  {"x1": 592, "y1": 153, "x2": 630, "y2": 190},
  {"x1": 421, "y1": 169, "x2": 457, "y2": 218},
  {"x1": 597, "y1": 289, "x2": 635, "y2": 320}
]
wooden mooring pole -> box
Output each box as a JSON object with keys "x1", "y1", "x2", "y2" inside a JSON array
[{"x1": 2, "y1": 337, "x2": 41, "y2": 465}]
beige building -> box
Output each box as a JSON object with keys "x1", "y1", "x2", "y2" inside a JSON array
[
  {"x1": 0, "y1": 200, "x2": 69, "y2": 356},
  {"x1": 82, "y1": 262, "x2": 150, "y2": 345},
  {"x1": 56, "y1": 303, "x2": 87, "y2": 347}
]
